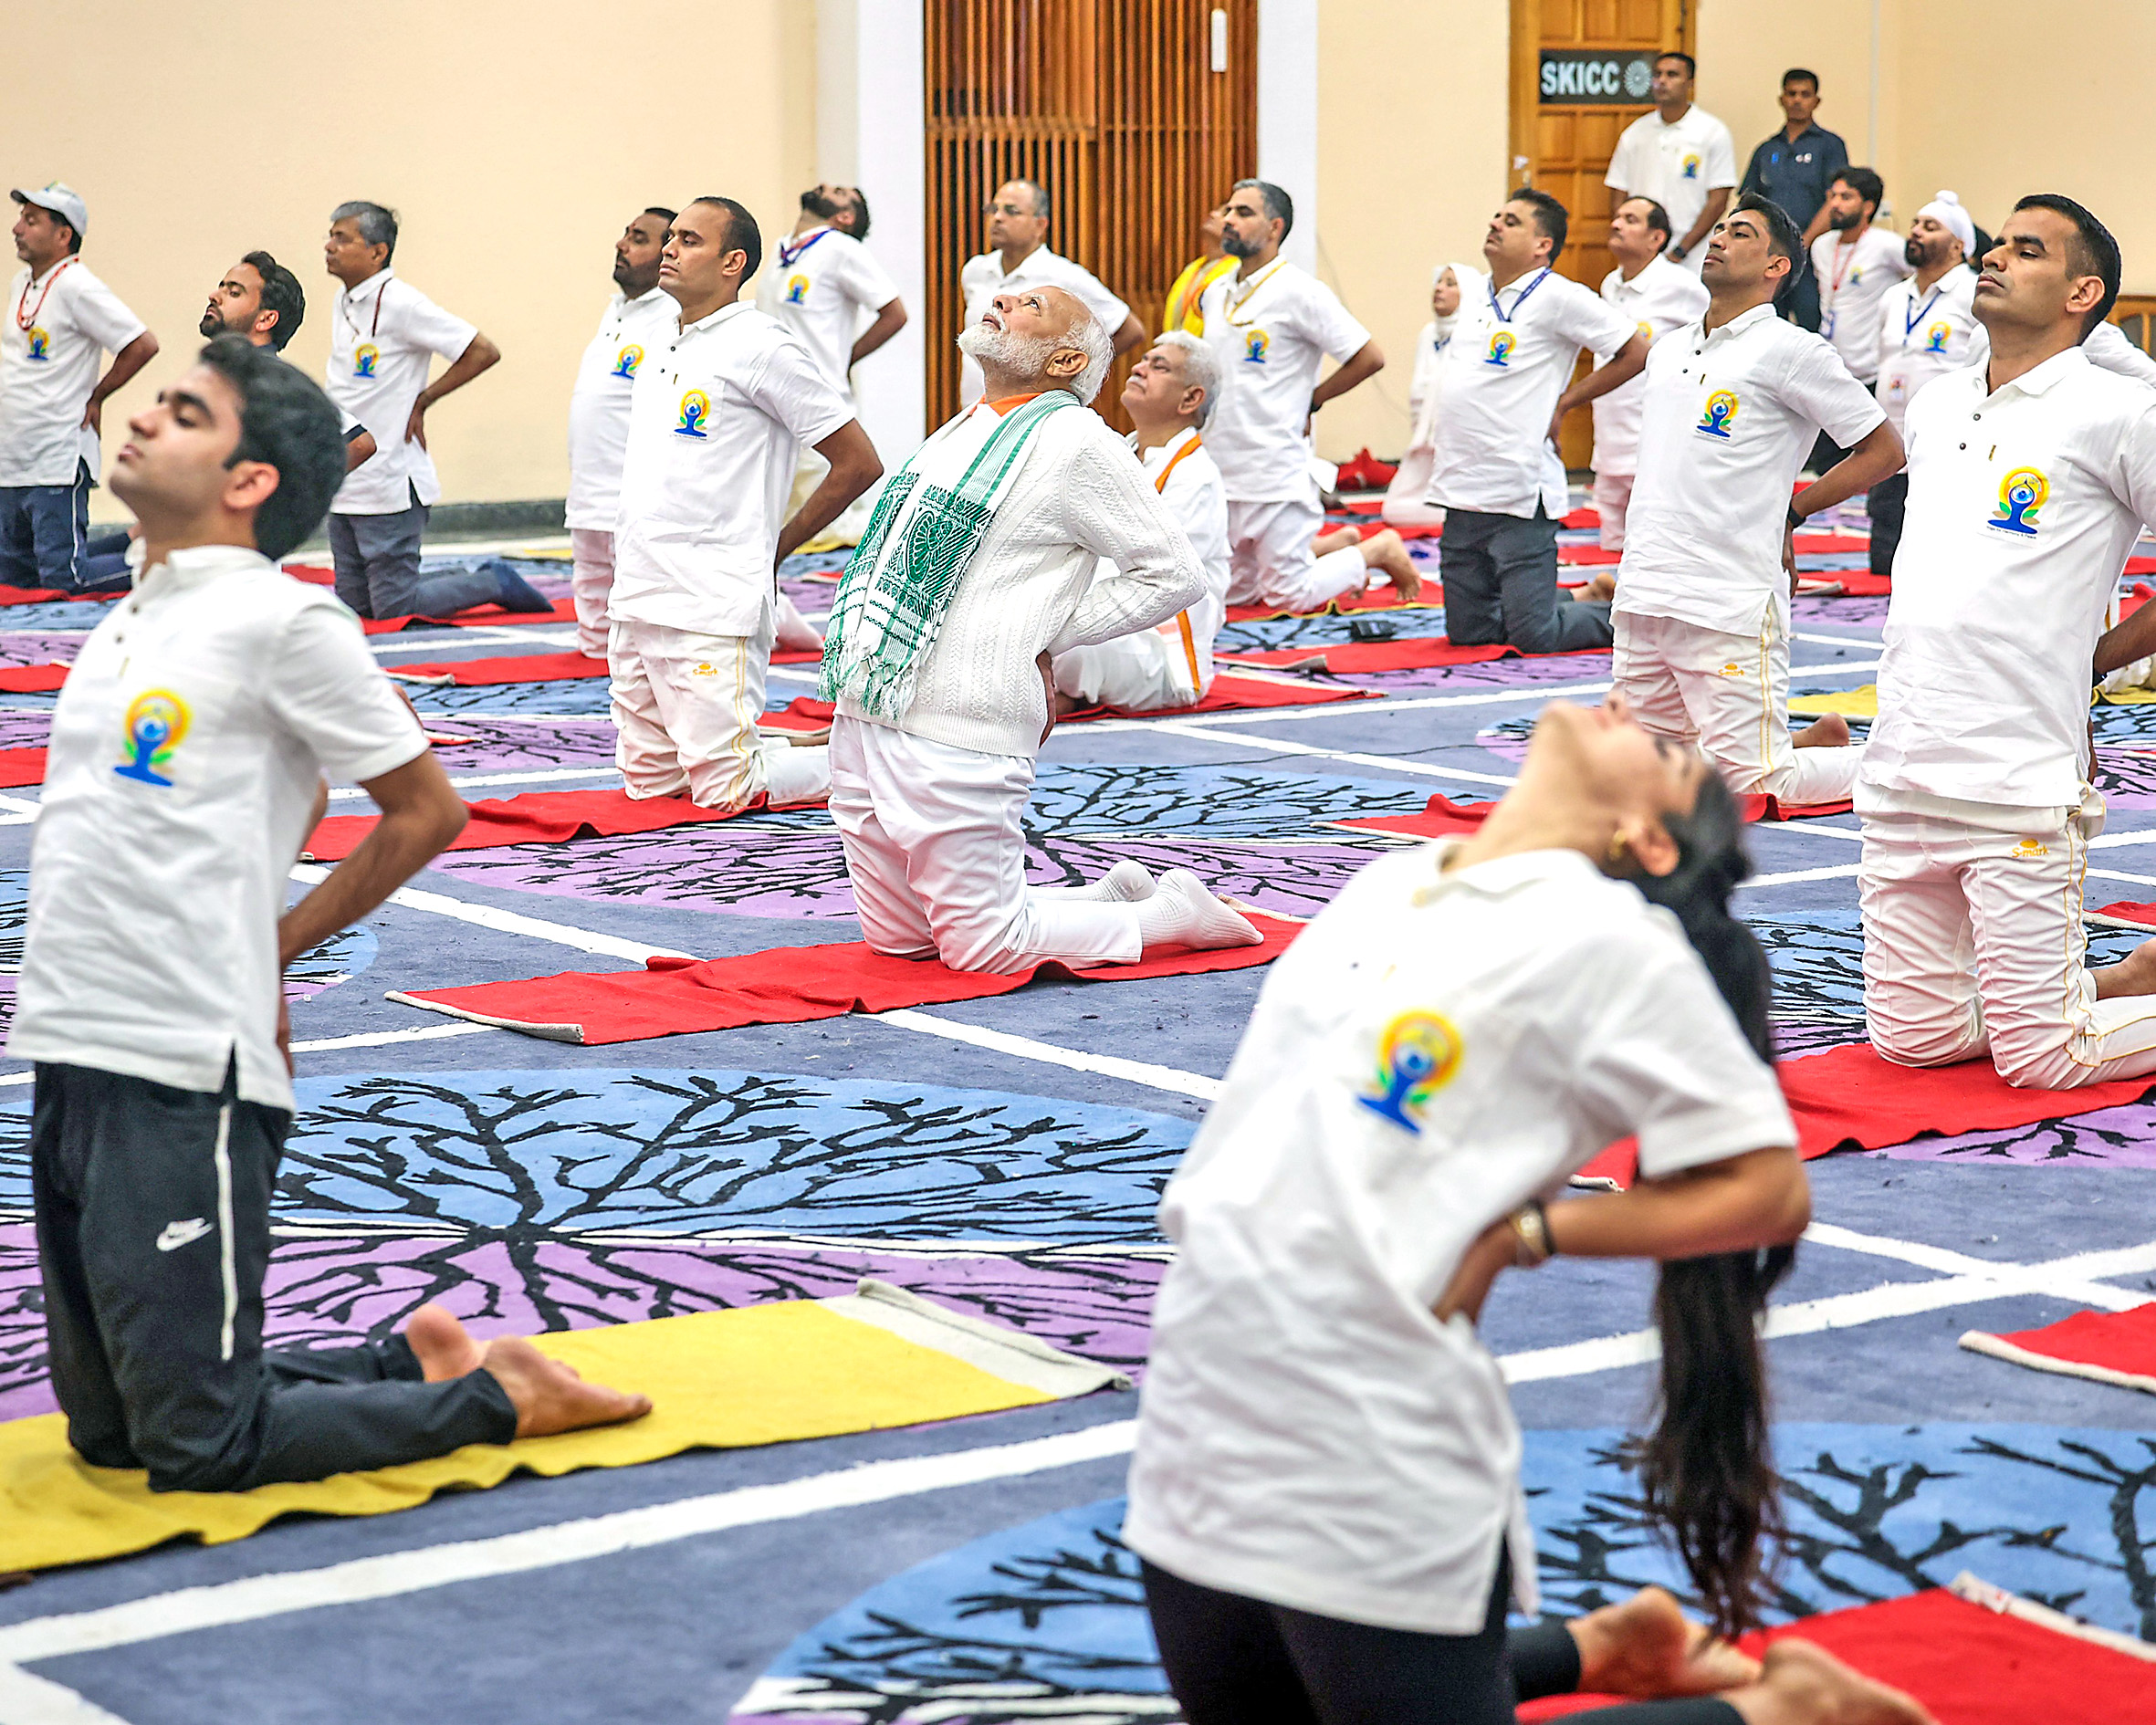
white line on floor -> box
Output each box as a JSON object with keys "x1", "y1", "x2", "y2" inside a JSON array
[
  {"x1": 0, "y1": 1023, "x2": 497, "y2": 1090},
  {"x1": 0, "y1": 1663, "x2": 129, "y2": 1723},
  {"x1": 874, "y1": 1009, "x2": 1222, "y2": 1100},
  {"x1": 288, "y1": 865, "x2": 695, "y2": 965},
  {"x1": 2, "y1": 1231, "x2": 2145, "y2": 1679},
  {"x1": 1143, "y1": 719, "x2": 1519, "y2": 786},
  {"x1": 325, "y1": 766, "x2": 620, "y2": 802}
]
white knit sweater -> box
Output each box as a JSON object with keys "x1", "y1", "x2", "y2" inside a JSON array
[{"x1": 839, "y1": 399, "x2": 1205, "y2": 757}]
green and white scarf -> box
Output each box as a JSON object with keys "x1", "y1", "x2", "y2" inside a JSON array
[{"x1": 820, "y1": 391, "x2": 1077, "y2": 719}]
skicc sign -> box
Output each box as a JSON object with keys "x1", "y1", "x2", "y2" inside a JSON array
[{"x1": 1539, "y1": 49, "x2": 1658, "y2": 105}]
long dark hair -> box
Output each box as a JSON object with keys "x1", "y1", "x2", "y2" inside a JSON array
[{"x1": 1625, "y1": 771, "x2": 1795, "y2": 1637}]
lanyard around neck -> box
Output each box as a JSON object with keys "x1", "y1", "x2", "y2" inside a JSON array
[
  {"x1": 1223, "y1": 258, "x2": 1286, "y2": 324},
  {"x1": 15, "y1": 257, "x2": 75, "y2": 331},
  {"x1": 1489, "y1": 267, "x2": 1551, "y2": 323},
  {"x1": 341, "y1": 278, "x2": 387, "y2": 342},
  {"x1": 1903, "y1": 283, "x2": 1946, "y2": 340},
  {"x1": 778, "y1": 227, "x2": 832, "y2": 269}
]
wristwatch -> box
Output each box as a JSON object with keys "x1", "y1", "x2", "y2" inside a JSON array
[
  {"x1": 1786, "y1": 504, "x2": 1806, "y2": 532},
  {"x1": 1510, "y1": 1200, "x2": 1554, "y2": 1267}
]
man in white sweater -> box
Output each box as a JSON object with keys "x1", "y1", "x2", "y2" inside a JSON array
[
  {"x1": 1052, "y1": 331, "x2": 1230, "y2": 713},
  {"x1": 822, "y1": 288, "x2": 1262, "y2": 972}
]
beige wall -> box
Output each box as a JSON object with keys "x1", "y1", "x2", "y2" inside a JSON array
[
  {"x1": 1310, "y1": 0, "x2": 1512, "y2": 463},
  {"x1": 0, "y1": 1, "x2": 817, "y2": 522}
]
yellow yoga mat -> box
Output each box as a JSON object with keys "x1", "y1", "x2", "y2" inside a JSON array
[
  {"x1": 0, "y1": 1283, "x2": 1128, "y2": 1573},
  {"x1": 1789, "y1": 685, "x2": 1879, "y2": 718}
]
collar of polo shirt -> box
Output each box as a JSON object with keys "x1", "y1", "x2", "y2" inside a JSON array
[{"x1": 1994, "y1": 345, "x2": 2087, "y2": 398}]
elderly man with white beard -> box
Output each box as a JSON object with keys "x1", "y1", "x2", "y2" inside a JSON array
[{"x1": 820, "y1": 286, "x2": 1263, "y2": 972}]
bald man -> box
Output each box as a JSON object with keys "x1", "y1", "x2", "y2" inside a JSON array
[{"x1": 823, "y1": 286, "x2": 1260, "y2": 972}]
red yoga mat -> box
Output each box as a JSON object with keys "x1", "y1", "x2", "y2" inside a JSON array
[
  {"x1": 1797, "y1": 570, "x2": 1891, "y2": 597},
  {"x1": 389, "y1": 651, "x2": 609, "y2": 686},
  {"x1": 778, "y1": 674, "x2": 1379, "y2": 733},
  {"x1": 1959, "y1": 1303, "x2": 2156, "y2": 1395},
  {"x1": 1520, "y1": 1584, "x2": 2155, "y2": 1723},
  {"x1": 0, "y1": 747, "x2": 46, "y2": 787},
  {"x1": 0, "y1": 663, "x2": 70, "y2": 693},
  {"x1": 359, "y1": 597, "x2": 581, "y2": 637},
  {"x1": 1225, "y1": 585, "x2": 1441, "y2": 624},
  {"x1": 1329, "y1": 790, "x2": 1849, "y2": 842},
  {"x1": 390, "y1": 914, "x2": 1301, "y2": 1045},
  {"x1": 1557, "y1": 544, "x2": 1621, "y2": 566},
  {"x1": 1220, "y1": 635, "x2": 1611, "y2": 674},
  {"x1": 302, "y1": 786, "x2": 794, "y2": 862}
]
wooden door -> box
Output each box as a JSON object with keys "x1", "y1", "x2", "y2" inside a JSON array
[
  {"x1": 925, "y1": 0, "x2": 1258, "y2": 434},
  {"x1": 1510, "y1": 0, "x2": 1692, "y2": 470}
]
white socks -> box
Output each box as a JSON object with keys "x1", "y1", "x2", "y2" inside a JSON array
[
  {"x1": 1136, "y1": 868, "x2": 1264, "y2": 950},
  {"x1": 762, "y1": 742, "x2": 832, "y2": 808},
  {"x1": 774, "y1": 591, "x2": 825, "y2": 653},
  {"x1": 1036, "y1": 860, "x2": 1156, "y2": 903}
]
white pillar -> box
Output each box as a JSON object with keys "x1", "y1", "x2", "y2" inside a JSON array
[
  {"x1": 1256, "y1": 0, "x2": 1319, "y2": 273},
  {"x1": 818, "y1": 0, "x2": 926, "y2": 464}
]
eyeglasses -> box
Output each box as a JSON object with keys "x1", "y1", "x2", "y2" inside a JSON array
[{"x1": 983, "y1": 202, "x2": 1035, "y2": 218}]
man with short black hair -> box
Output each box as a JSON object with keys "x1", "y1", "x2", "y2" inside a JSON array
[
  {"x1": 1198, "y1": 179, "x2": 1408, "y2": 613},
  {"x1": 1604, "y1": 53, "x2": 1737, "y2": 276},
  {"x1": 320, "y1": 199, "x2": 507, "y2": 619},
  {"x1": 958, "y1": 178, "x2": 1142, "y2": 404},
  {"x1": 1589, "y1": 195, "x2": 1709, "y2": 551},
  {"x1": 1739, "y1": 68, "x2": 1849, "y2": 331},
  {"x1": 610, "y1": 195, "x2": 881, "y2": 810},
  {"x1": 14, "y1": 335, "x2": 652, "y2": 1492},
  {"x1": 1424, "y1": 192, "x2": 1648, "y2": 653},
  {"x1": 1810, "y1": 168, "x2": 1910, "y2": 391},
  {"x1": 0, "y1": 183, "x2": 159, "y2": 591},
  {"x1": 1613, "y1": 193, "x2": 1900, "y2": 808},
  {"x1": 1861, "y1": 194, "x2": 2156, "y2": 1091}
]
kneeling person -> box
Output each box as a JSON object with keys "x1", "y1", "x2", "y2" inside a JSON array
[
  {"x1": 12, "y1": 338, "x2": 648, "y2": 1491},
  {"x1": 823, "y1": 288, "x2": 1262, "y2": 971},
  {"x1": 1614, "y1": 195, "x2": 1901, "y2": 807},
  {"x1": 1052, "y1": 332, "x2": 1231, "y2": 714},
  {"x1": 611, "y1": 196, "x2": 880, "y2": 811}
]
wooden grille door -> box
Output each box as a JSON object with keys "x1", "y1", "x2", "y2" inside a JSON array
[
  {"x1": 925, "y1": 0, "x2": 1258, "y2": 434},
  {"x1": 1510, "y1": 0, "x2": 1692, "y2": 470}
]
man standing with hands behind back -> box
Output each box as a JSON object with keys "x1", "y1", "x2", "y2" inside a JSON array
[
  {"x1": 321, "y1": 201, "x2": 503, "y2": 621},
  {"x1": 1604, "y1": 54, "x2": 1737, "y2": 277},
  {"x1": 1739, "y1": 68, "x2": 1848, "y2": 330}
]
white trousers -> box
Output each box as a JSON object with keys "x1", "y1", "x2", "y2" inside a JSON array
[
  {"x1": 1592, "y1": 471, "x2": 1634, "y2": 553},
  {"x1": 829, "y1": 716, "x2": 1143, "y2": 974},
  {"x1": 1225, "y1": 496, "x2": 1369, "y2": 612},
  {"x1": 1052, "y1": 629, "x2": 1201, "y2": 712},
  {"x1": 568, "y1": 527, "x2": 614, "y2": 659},
  {"x1": 608, "y1": 613, "x2": 830, "y2": 810},
  {"x1": 1380, "y1": 447, "x2": 1444, "y2": 529},
  {"x1": 1613, "y1": 609, "x2": 1860, "y2": 804},
  {"x1": 1859, "y1": 795, "x2": 2156, "y2": 1088}
]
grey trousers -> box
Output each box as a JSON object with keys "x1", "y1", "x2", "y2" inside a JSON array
[
  {"x1": 329, "y1": 488, "x2": 430, "y2": 619},
  {"x1": 1439, "y1": 507, "x2": 1614, "y2": 654},
  {"x1": 31, "y1": 1060, "x2": 516, "y2": 1491}
]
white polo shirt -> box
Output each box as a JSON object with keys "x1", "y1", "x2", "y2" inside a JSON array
[
  {"x1": 324, "y1": 268, "x2": 479, "y2": 516},
  {"x1": 1810, "y1": 226, "x2": 1910, "y2": 384},
  {"x1": 1604, "y1": 105, "x2": 1739, "y2": 275},
  {"x1": 1860, "y1": 346, "x2": 2156, "y2": 810},
  {"x1": 1616, "y1": 304, "x2": 1884, "y2": 638},
  {"x1": 1194, "y1": 259, "x2": 1373, "y2": 504},
  {"x1": 1873, "y1": 267, "x2": 1986, "y2": 437},
  {"x1": 1125, "y1": 842, "x2": 1793, "y2": 1635},
  {"x1": 2087, "y1": 319, "x2": 2156, "y2": 391},
  {"x1": 564, "y1": 286, "x2": 677, "y2": 532},
  {"x1": 958, "y1": 244, "x2": 1130, "y2": 404},
  {"x1": 611, "y1": 301, "x2": 853, "y2": 638},
  {"x1": 754, "y1": 226, "x2": 900, "y2": 404},
  {"x1": 8, "y1": 546, "x2": 425, "y2": 1110},
  {"x1": 1589, "y1": 256, "x2": 1710, "y2": 476},
  {"x1": 1426, "y1": 268, "x2": 1636, "y2": 519},
  {"x1": 0, "y1": 258, "x2": 147, "y2": 487}
]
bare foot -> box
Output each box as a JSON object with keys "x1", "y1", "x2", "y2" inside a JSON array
[
  {"x1": 1571, "y1": 1585, "x2": 1761, "y2": 1698},
  {"x1": 479, "y1": 1336, "x2": 653, "y2": 1438},
  {"x1": 404, "y1": 1302, "x2": 485, "y2": 1382},
  {"x1": 1359, "y1": 528, "x2": 1422, "y2": 602},
  {"x1": 1578, "y1": 571, "x2": 1617, "y2": 602},
  {"x1": 1795, "y1": 713, "x2": 1851, "y2": 748},
  {"x1": 1312, "y1": 525, "x2": 1362, "y2": 557},
  {"x1": 1724, "y1": 1639, "x2": 1937, "y2": 1725},
  {"x1": 2095, "y1": 934, "x2": 2156, "y2": 999}
]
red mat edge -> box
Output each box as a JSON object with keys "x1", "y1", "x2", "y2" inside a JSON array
[{"x1": 1957, "y1": 1328, "x2": 2156, "y2": 1395}]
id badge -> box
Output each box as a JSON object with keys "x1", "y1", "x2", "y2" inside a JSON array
[{"x1": 1820, "y1": 309, "x2": 1837, "y2": 340}]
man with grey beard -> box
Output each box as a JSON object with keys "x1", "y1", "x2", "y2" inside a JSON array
[{"x1": 820, "y1": 286, "x2": 1261, "y2": 971}]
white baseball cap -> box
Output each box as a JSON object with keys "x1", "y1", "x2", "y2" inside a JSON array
[{"x1": 10, "y1": 182, "x2": 88, "y2": 240}]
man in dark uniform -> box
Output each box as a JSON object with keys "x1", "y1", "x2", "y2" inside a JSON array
[{"x1": 1739, "y1": 68, "x2": 1848, "y2": 331}]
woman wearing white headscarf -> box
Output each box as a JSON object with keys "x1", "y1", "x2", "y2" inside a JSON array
[{"x1": 1383, "y1": 261, "x2": 1487, "y2": 528}]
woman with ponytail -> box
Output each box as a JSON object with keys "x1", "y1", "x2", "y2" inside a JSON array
[{"x1": 1125, "y1": 692, "x2": 1933, "y2": 1725}]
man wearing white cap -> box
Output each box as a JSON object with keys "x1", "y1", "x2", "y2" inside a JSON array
[
  {"x1": 1868, "y1": 191, "x2": 1983, "y2": 576},
  {"x1": 0, "y1": 183, "x2": 158, "y2": 591}
]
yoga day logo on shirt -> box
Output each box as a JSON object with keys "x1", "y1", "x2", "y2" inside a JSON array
[
  {"x1": 23, "y1": 326, "x2": 50, "y2": 361},
  {"x1": 1989, "y1": 466, "x2": 2047, "y2": 537},
  {"x1": 113, "y1": 690, "x2": 191, "y2": 788},
  {"x1": 611, "y1": 343, "x2": 644, "y2": 379},
  {"x1": 1242, "y1": 329, "x2": 1270, "y2": 364},
  {"x1": 784, "y1": 274, "x2": 811, "y2": 305},
  {"x1": 351, "y1": 343, "x2": 380, "y2": 380},
  {"x1": 1696, "y1": 389, "x2": 1740, "y2": 439},
  {"x1": 1357, "y1": 1010, "x2": 1463, "y2": 1134},
  {"x1": 1924, "y1": 321, "x2": 1952, "y2": 354},
  {"x1": 1681, "y1": 152, "x2": 1701, "y2": 180},
  {"x1": 1483, "y1": 329, "x2": 1516, "y2": 368},
  {"x1": 674, "y1": 389, "x2": 712, "y2": 438}
]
